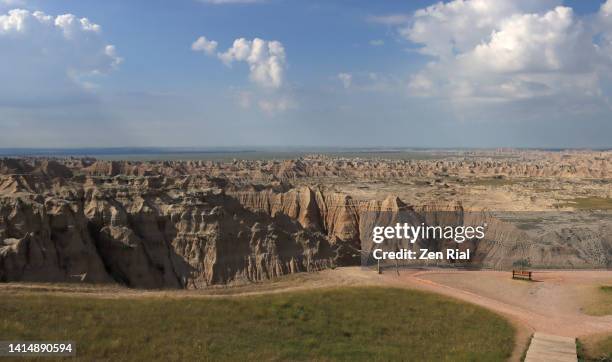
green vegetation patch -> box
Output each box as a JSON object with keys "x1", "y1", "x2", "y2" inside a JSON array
[
  {"x1": 591, "y1": 336, "x2": 612, "y2": 361},
  {"x1": 583, "y1": 286, "x2": 612, "y2": 317},
  {"x1": 578, "y1": 335, "x2": 612, "y2": 361},
  {"x1": 0, "y1": 287, "x2": 515, "y2": 361},
  {"x1": 469, "y1": 177, "x2": 516, "y2": 187},
  {"x1": 558, "y1": 197, "x2": 612, "y2": 211}
]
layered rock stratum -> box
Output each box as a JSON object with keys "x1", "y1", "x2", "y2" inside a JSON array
[{"x1": 1, "y1": 152, "x2": 611, "y2": 288}]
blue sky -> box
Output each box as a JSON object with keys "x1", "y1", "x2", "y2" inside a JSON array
[
  {"x1": 31, "y1": 0, "x2": 426, "y2": 92},
  {"x1": 1, "y1": 0, "x2": 612, "y2": 148}
]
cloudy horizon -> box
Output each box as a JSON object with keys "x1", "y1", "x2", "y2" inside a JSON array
[{"x1": 1, "y1": 0, "x2": 612, "y2": 148}]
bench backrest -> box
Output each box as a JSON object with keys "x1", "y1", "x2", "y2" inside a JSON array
[{"x1": 512, "y1": 270, "x2": 532, "y2": 277}]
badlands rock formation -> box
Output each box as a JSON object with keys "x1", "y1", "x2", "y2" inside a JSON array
[{"x1": 1, "y1": 152, "x2": 611, "y2": 288}]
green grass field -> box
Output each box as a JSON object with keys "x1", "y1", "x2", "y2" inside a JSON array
[
  {"x1": 469, "y1": 177, "x2": 516, "y2": 187},
  {"x1": 590, "y1": 336, "x2": 612, "y2": 361},
  {"x1": 579, "y1": 334, "x2": 612, "y2": 361},
  {"x1": 580, "y1": 286, "x2": 612, "y2": 361},
  {"x1": 583, "y1": 286, "x2": 612, "y2": 316},
  {"x1": 0, "y1": 287, "x2": 515, "y2": 361},
  {"x1": 559, "y1": 197, "x2": 612, "y2": 211}
]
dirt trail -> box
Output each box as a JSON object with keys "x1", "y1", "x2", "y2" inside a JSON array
[
  {"x1": 371, "y1": 269, "x2": 612, "y2": 362},
  {"x1": 2, "y1": 268, "x2": 611, "y2": 361},
  {"x1": 0, "y1": 268, "x2": 382, "y2": 299},
  {"x1": 380, "y1": 269, "x2": 612, "y2": 338},
  {"x1": 3, "y1": 268, "x2": 610, "y2": 337}
]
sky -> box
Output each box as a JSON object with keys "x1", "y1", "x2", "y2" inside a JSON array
[{"x1": 1, "y1": 0, "x2": 612, "y2": 148}]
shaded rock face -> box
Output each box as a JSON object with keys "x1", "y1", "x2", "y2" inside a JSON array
[
  {"x1": 0, "y1": 197, "x2": 111, "y2": 284},
  {"x1": 1, "y1": 157, "x2": 611, "y2": 289},
  {"x1": 0, "y1": 165, "x2": 419, "y2": 288},
  {"x1": 3, "y1": 156, "x2": 373, "y2": 287},
  {"x1": 1, "y1": 179, "x2": 338, "y2": 288}
]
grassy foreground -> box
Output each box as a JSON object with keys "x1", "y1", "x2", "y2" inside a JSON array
[
  {"x1": 583, "y1": 286, "x2": 612, "y2": 316},
  {"x1": 579, "y1": 287, "x2": 612, "y2": 361},
  {"x1": 0, "y1": 287, "x2": 515, "y2": 361},
  {"x1": 578, "y1": 335, "x2": 612, "y2": 361}
]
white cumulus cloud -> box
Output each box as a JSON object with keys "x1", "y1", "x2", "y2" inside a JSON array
[
  {"x1": 194, "y1": 36, "x2": 286, "y2": 89},
  {"x1": 193, "y1": 35, "x2": 293, "y2": 113},
  {"x1": 0, "y1": 0, "x2": 26, "y2": 7},
  {"x1": 602, "y1": 0, "x2": 612, "y2": 17},
  {"x1": 0, "y1": 8, "x2": 121, "y2": 105},
  {"x1": 191, "y1": 36, "x2": 217, "y2": 55},
  {"x1": 337, "y1": 73, "x2": 352, "y2": 89},
  {"x1": 219, "y1": 38, "x2": 286, "y2": 89},
  {"x1": 392, "y1": 0, "x2": 612, "y2": 110}
]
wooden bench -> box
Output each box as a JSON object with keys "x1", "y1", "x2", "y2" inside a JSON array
[{"x1": 512, "y1": 270, "x2": 532, "y2": 280}]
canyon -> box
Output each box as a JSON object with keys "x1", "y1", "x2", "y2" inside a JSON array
[{"x1": 1, "y1": 150, "x2": 611, "y2": 289}]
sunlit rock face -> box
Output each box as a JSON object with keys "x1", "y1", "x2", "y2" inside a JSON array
[{"x1": 1, "y1": 155, "x2": 611, "y2": 288}]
